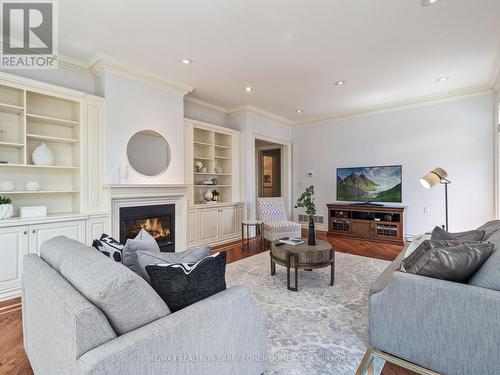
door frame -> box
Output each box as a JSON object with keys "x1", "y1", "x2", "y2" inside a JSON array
[{"x1": 251, "y1": 134, "x2": 292, "y2": 220}]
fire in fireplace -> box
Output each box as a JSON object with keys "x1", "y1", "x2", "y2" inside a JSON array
[{"x1": 120, "y1": 204, "x2": 175, "y2": 252}]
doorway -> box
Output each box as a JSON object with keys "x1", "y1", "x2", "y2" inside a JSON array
[
  {"x1": 260, "y1": 149, "x2": 281, "y2": 197},
  {"x1": 256, "y1": 140, "x2": 282, "y2": 198}
]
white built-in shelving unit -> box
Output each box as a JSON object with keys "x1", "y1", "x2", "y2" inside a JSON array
[
  {"x1": 192, "y1": 125, "x2": 235, "y2": 204},
  {"x1": 0, "y1": 72, "x2": 109, "y2": 302},
  {"x1": 0, "y1": 84, "x2": 82, "y2": 215},
  {"x1": 184, "y1": 118, "x2": 245, "y2": 249}
]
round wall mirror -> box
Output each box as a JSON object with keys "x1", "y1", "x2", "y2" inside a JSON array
[{"x1": 127, "y1": 130, "x2": 171, "y2": 176}]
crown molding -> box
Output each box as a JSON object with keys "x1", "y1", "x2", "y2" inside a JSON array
[
  {"x1": 227, "y1": 105, "x2": 293, "y2": 125},
  {"x1": 56, "y1": 55, "x2": 93, "y2": 78},
  {"x1": 293, "y1": 84, "x2": 493, "y2": 127},
  {"x1": 89, "y1": 55, "x2": 193, "y2": 96},
  {"x1": 184, "y1": 96, "x2": 228, "y2": 114}
]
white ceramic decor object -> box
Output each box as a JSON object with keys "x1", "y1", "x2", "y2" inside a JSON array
[
  {"x1": 204, "y1": 190, "x2": 213, "y2": 202},
  {"x1": 26, "y1": 181, "x2": 40, "y2": 191},
  {"x1": 0, "y1": 180, "x2": 15, "y2": 191},
  {"x1": 32, "y1": 143, "x2": 54, "y2": 166},
  {"x1": 0, "y1": 204, "x2": 14, "y2": 219}
]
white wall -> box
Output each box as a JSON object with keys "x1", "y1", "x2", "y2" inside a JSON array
[
  {"x1": 98, "y1": 72, "x2": 185, "y2": 184},
  {"x1": 292, "y1": 93, "x2": 496, "y2": 235}
]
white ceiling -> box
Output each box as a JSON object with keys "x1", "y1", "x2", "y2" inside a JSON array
[{"x1": 60, "y1": 0, "x2": 500, "y2": 123}]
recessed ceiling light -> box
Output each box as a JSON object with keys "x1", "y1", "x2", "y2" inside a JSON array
[
  {"x1": 421, "y1": 0, "x2": 441, "y2": 7},
  {"x1": 334, "y1": 80, "x2": 346, "y2": 86},
  {"x1": 245, "y1": 86, "x2": 252, "y2": 93},
  {"x1": 295, "y1": 109, "x2": 302, "y2": 113},
  {"x1": 436, "y1": 76, "x2": 450, "y2": 83},
  {"x1": 181, "y1": 58, "x2": 192, "y2": 64}
]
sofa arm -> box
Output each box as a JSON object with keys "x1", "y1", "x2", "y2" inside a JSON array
[
  {"x1": 369, "y1": 271, "x2": 500, "y2": 375},
  {"x1": 78, "y1": 287, "x2": 267, "y2": 375}
]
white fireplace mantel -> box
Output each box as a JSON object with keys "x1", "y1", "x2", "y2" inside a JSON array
[{"x1": 107, "y1": 184, "x2": 188, "y2": 251}]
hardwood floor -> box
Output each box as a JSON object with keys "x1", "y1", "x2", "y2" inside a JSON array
[{"x1": 0, "y1": 233, "x2": 410, "y2": 375}]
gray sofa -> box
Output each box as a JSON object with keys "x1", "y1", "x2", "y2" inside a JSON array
[
  {"x1": 368, "y1": 221, "x2": 500, "y2": 375},
  {"x1": 22, "y1": 237, "x2": 267, "y2": 375}
]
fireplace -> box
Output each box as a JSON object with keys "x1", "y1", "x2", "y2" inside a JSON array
[{"x1": 119, "y1": 204, "x2": 175, "y2": 252}]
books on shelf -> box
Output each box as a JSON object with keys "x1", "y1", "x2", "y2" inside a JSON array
[{"x1": 278, "y1": 237, "x2": 305, "y2": 246}]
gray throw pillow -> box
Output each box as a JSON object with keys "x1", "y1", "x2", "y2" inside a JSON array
[
  {"x1": 402, "y1": 240, "x2": 493, "y2": 282},
  {"x1": 123, "y1": 229, "x2": 160, "y2": 274},
  {"x1": 135, "y1": 245, "x2": 211, "y2": 283},
  {"x1": 431, "y1": 226, "x2": 485, "y2": 242}
]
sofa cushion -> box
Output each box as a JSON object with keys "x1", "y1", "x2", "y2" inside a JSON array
[
  {"x1": 146, "y1": 252, "x2": 227, "y2": 312},
  {"x1": 59, "y1": 243, "x2": 170, "y2": 335},
  {"x1": 135, "y1": 245, "x2": 211, "y2": 283},
  {"x1": 468, "y1": 246, "x2": 500, "y2": 291},
  {"x1": 123, "y1": 229, "x2": 160, "y2": 274},
  {"x1": 40, "y1": 236, "x2": 94, "y2": 271},
  {"x1": 402, "y1": 240, "x2": 493, "y2": 282},
  {"x1": 476, "y1": 220, "x2": 500, "y2": 241},
  {"x1": 430, "y1": 226, "x2": 485, "y2": 242}
]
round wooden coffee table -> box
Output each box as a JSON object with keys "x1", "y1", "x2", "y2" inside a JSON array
[{"x1": 270, "y1": 239, "x2": 335, "y2": 291}]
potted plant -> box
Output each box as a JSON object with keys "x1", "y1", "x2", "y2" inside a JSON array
[
  {"x1": 0, "y1": 196, "x2": 13, "y2": 220},
  {"x1": 295, "y1": 185, "x2": 317, "y2": 245},
  {"x1": 212, "y1": 189, "x2": 220, "y2": 202}
]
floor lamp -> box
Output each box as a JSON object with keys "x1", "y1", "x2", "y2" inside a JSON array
[{"x1": 420, "y1": 167, "x2": 451, "y2": 231}]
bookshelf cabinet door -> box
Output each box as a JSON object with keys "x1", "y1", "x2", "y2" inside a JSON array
[{"x1": 0, "y1": 226, "x2": 28, "y2": 299}]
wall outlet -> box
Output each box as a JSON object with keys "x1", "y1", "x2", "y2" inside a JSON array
[{"x1": 423, "y1": 207, "x2": 429, "y2": 213}]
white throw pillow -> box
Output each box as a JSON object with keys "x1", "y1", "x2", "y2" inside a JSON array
[{"x1": 123, "y1": 229, "x2": 160, "y2": 273}]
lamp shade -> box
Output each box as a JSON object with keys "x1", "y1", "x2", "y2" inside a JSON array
[{"x1": 420, "y1": 167, "x2": 448, "y2": 189}]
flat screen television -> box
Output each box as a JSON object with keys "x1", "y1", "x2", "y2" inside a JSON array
[{"x1": 336, "y1": 165, "x2": 402, "y2": 203}]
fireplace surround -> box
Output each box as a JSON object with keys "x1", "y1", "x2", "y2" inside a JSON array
[
  {"x1": 120, "y1": 204, "x2": 175, "y2": 252},
  {"x1": 109, "y1": 184, "x2": 188, "y2": 253}
]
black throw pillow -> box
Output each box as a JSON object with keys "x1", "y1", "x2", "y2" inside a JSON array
[
  {"x1": 402, "y1": 240, "x2": 493, "y2": 282},
  {"x1": 92, "y1": 234, "x2": 124, "y2": 262},
  {"x1": 430, "y1": 226, "x2": 485, "y2": 242},
  {"x1": 146, "y1": 252, "x2": 227, "y2": 312}
]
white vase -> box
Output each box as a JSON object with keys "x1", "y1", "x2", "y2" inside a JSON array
[
  {"x1": 204, "y1": 190, "x2": 213, "y2": 202},
  {"x1": 0, "y1": 204, "x2": 14, "y2": 219},
  {"x1": 32, "y1": 143, "x2": 54, "y2": 166}
]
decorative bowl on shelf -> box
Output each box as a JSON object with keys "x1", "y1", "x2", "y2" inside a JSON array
[
  {"x1": 0, "y1": 180, "x2": 15, "y2": 191},
  {"x1": 26, "y1": 181, "x2": 40, "y2": 191}
]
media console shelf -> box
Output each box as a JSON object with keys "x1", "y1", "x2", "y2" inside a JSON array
[{"x1": 327, "y1": 203, "x2": 405, "y2": 245}]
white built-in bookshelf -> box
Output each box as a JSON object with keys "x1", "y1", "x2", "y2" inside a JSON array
[
  {"x1": 192, "y1": 126, "x2": 234, "y2": 204},
  {"x1": 0, "y1": 83, "x2": 82, "y2": 216}
]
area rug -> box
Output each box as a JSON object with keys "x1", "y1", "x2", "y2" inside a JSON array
[{"x1": 225, "y1": 250, "x2": 389, "y2": 375}]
